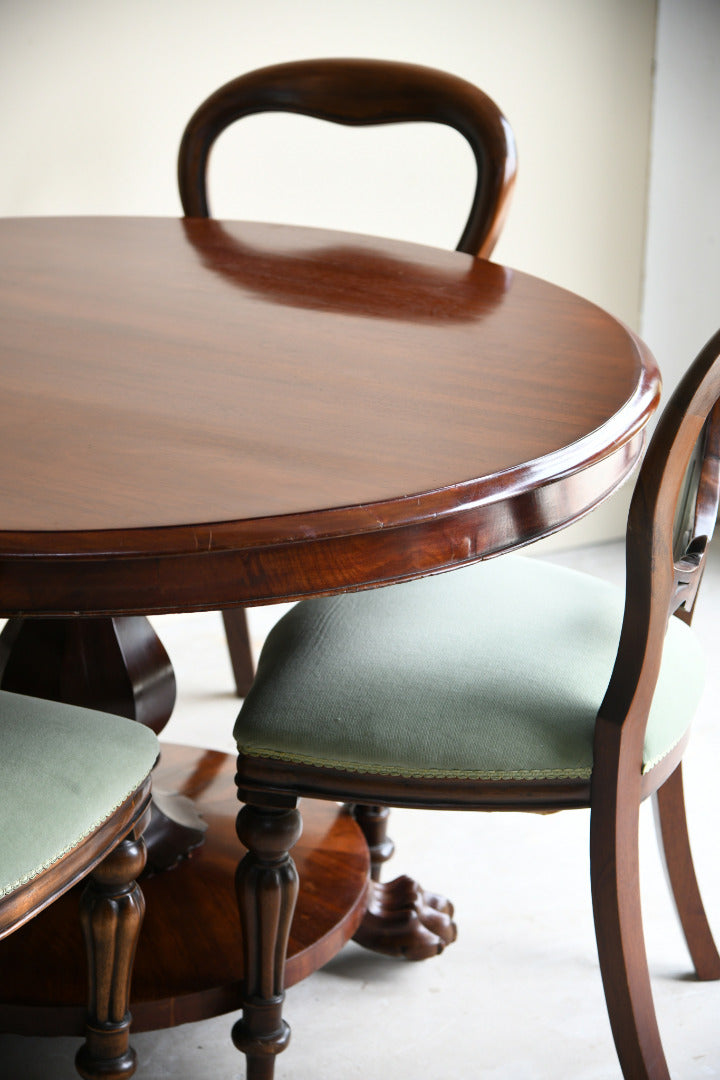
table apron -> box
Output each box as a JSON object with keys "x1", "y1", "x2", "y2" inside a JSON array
[{"x1": 0, "y1": 435, "x2": 643, "y2": 617}]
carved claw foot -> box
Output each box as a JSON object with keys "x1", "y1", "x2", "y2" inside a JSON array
[{"x1": 352, "y1": 874, "x2": 457, "y2": 960}]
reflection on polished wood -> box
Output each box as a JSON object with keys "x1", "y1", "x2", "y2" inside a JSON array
[
  {"x1": 0, "y1": 217, "x2": 658, "y2": 617},
  {"x1": 0, "y1": 745, "x2": 370, "y2": 1035}
]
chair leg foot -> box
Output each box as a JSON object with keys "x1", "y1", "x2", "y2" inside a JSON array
[
  {"x1": 75, "y1": 833, "x2": 147, "y2": 1080},
  {"x1": 654, "y1": 762, "x2": 720, "y2": 980},
  {"x1": 233, "y1": 799, "x2": 302, "y2": 1080},
  {"x1": 591, "y1": 796, "x2": 670, "y2": 1080}
]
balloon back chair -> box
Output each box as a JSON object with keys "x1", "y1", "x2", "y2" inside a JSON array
[
  {"x1": 0, "y1": 691, "x2": 158, "y2": 1079},
  {"x1": 232, "y1": 327, "x2": 720, "y2": 1079},
  {"x1": 177, "y1": 57, "x2": 517, "y2": 698}
]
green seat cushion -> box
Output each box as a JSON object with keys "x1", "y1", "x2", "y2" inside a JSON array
[
  {"x1": 235, "y1": 556, "x2": 705, "y2": 781},
  {"x1": 0, "y1": 691, "x2": 159, "y2": 900}
]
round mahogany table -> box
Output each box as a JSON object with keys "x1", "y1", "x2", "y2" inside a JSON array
[{"x1": 0, "y1": 216, "x2": 660, "y2": 1033}]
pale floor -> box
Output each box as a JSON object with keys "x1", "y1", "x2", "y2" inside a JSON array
[{"x1": 2, "y1": 542, "x2": 719, "y2": 1078}]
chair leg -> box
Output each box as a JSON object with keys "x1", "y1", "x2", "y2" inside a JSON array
[
  {"x1": 351, "y1": 804, "x2": 395, "y2": 881},
  {"x1": 653, "y1": 762, "x2": 720, "y2": 980},
  {"x1": 222, "y1": 608, "x2": 255, "y2": 698},
  {"x1": 75, "y1": 832, "x2": 148, "y2": 1080},
  {"x1": 590, "y1": 793, "x2": 670, "y2": 1080},
  {"x1": 233, "y1": 798, "x2": 302, "y2": 1080}
]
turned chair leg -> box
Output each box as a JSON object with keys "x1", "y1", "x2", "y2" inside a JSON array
[
  {"x1": 222, "y1": 608, "x2": 255, "y2": 698},
  {"x1": 590, "y1": 795, "x2": 670, "y2": 1080},
  {"x1": 75, "y1": 832, "x2": 148, "y2": 1080},
  {"x1": 351, "y1": 804, "x2": 395, "y2": 881},
  {"x1": 653, "y1": 762, "x2": 720, "y2": 980},
  {"x1": 233, "y1": 798, "x2": 302, "y2": 1080}
]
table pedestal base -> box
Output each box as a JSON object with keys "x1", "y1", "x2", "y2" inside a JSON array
[
  {"x1": 354, "y1": 875, "x2": 457, "y2": 960},
  {"x1": 0, "y1": 745, "x2": 370, "y2": 1035},
  {"x1": 350, "y1": 803, "x2": 457, "y2": 959}
]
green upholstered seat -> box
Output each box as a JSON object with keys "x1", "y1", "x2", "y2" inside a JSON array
[
  {"x1": 0, "y1": 690, "x2": 159, "y2": 901},
  {"x1": 235, "y1": 556, "x2": 705, "y2": 782}
]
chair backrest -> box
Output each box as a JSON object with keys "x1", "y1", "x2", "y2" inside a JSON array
[
  {"x1": 597, "y1": 327, "x2": 720, "y2": 761},
  {"x1": 177, "y1": 58, "x2": 517, "y2": 258}
]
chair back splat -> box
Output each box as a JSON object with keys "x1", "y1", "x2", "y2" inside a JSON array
[{"x1": 597, "y1": 331, "x2": 720, "y2": 768}]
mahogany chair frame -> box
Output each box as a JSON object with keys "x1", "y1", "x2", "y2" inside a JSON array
[
  {"x1": 177, "y1": 57, "x2": 517, "y2": 698},
  {"x1": 233, "y1": 328, "x2": 720, "y2": 1079},
  {"x1": 1, "y1": 776, "x2": 152, "y2": 1080}
]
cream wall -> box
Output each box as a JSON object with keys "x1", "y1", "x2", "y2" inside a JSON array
[
  {"x1": 642, "y1": 0, "x2": 720, "y2": 394},
  {"x1": 0, "y1": 0, "x2": 659, "y2": 544}
]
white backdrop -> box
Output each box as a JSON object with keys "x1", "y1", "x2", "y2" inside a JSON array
[{"x1": 642, "y1": 0, "x2": 720, "y2": 388}]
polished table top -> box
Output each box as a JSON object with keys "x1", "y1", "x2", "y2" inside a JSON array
[{"x1": 0, "y1": 215, "x2": 659, "y2": 616}]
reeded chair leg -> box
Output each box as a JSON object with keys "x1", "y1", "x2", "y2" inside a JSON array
[
  {"x1": 653, "y1": 762, "x2": 720, "y2": 980},
  {"x1": 222, "y1": 608, "x2": 255, "y2": 698},
  {"x1": 590, "y1": 797, "x2": 670, "y2": 1080},
  {"x1": 75, "y1": 832, "x2": 148, "y2": 1080},
  {"x1": 233, "y1": 798, "x2": 302, "y2": 1080}
]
